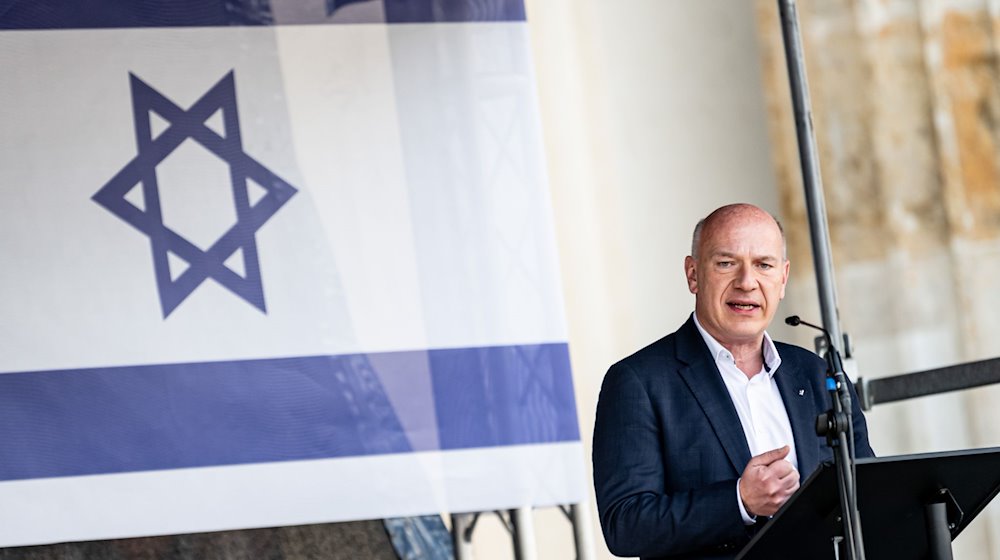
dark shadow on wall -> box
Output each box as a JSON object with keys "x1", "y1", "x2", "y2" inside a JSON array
[{"x1": 0, "y1": 520, "x2": 399, "y2": 560}]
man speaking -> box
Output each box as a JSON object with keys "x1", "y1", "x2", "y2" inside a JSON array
[{"x1": 592, "y1": 204, "x2": 874, "y2": 559}]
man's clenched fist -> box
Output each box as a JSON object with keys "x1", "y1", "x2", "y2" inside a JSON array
[{"x1": 739, "y1": 445, "x2": 799, "y2": 517}]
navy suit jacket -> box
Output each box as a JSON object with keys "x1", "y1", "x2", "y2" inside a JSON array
[{"x1": 593, "y1": 316, "x2": 874, "y2": 559}]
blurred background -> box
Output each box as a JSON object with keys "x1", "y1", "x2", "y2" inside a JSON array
[{"x1": 523, "y1": 0, "x2": 1000, "y2": 558}]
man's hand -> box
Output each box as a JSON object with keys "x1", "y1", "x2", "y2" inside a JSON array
[{"x1": 739, "y1": 446, "x2": 799, "y2": 517}]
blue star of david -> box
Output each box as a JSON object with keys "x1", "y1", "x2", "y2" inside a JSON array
[{"x1": 93, "y1": 71, "x2": 297, "y2": 318}]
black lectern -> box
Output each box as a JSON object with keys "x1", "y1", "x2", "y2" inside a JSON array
[{"x1": 737, "y1": 447, "x2": 1000, "y2": 560}]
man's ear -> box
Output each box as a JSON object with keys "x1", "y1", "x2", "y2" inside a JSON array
[
  {"x1": 684, "y1": 256, "x2": 698, "y2": 294},
  {"x1": 779, "y1": 259, "x2": 790, "y2": 299}
]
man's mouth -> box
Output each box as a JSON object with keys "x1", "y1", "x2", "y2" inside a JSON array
[{"x1": 728, "y1": 302, "x2": 760, "y2": 311}]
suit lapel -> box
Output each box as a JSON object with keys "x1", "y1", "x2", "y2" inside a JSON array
[
  {"x1": 675, "y1": 317, "x2": 751, "y2": 475},
  {"x1": 774, "y1": 352, "x2": 820, "y2": 479}
]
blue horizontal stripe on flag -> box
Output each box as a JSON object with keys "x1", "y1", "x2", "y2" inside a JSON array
[
  {"x1": 0, "y1": 343, "x2": 577, "y2": 481},
  {"x1": 0, "y1": 0, "x2": 526, "y2": 29}
]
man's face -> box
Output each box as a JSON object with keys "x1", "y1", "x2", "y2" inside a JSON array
[{"x1": 685, "y1": 210, "x2": 789, "y2": 349}]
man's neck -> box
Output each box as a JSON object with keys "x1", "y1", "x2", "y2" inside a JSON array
[
  {"x1": 692, "y1": 313, "x2": 767, "y2": 379},
  {"x1": 726, "y1": 343, "x2": 765, "y2": 379}
]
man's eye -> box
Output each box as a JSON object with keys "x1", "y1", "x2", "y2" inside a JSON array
[
  {"x1": 758, "y1": 263, "x2": 773, "y2": 270},
  {"x1": 717, "y1": 261, "x2": 734, "y2": 268}
]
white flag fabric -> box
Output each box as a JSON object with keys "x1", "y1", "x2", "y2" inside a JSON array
[{"x1": 0, "y1": 0, "x2": 584, "y2": 547}]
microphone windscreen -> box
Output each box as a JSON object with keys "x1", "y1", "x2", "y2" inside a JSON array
[{"x1": 785, "y1": 315, "x2": 801, "y2": 326}]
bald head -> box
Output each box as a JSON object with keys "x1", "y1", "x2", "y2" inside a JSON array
[
  {"x1": 684, "y1": 203, "x2": 790, "y2": 351},
  {"x1": 691, "y1": 204, "x2": 786, "y2": 261}
]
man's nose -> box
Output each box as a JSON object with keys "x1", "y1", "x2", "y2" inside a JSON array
[{"x1": 734, "y1": 265, "x2": 756, "y2": 290}]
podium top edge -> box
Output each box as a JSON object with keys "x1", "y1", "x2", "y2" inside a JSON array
[{"x1": 855, "y1": 446, "x2": 1000, "y2": 465}]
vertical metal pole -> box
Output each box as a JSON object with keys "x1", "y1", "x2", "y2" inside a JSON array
[
  {"x1": 925, "y1": 502, "x2": 955, "y2": 560},
  {"x1": 775, "y1": 0, "x2": 843, "y2": 348},
  {"x1": 776, "y1": 1, "x2": 865, "y2": 559},
  {"x1": 451, "y1": 513, "x2": 475, "y2": 560},
  {"x1": 570, "y1": 503, "x2": 596, "y2": 560},
  {"x1": 509, "y1": 507, "x2": 538, "y2": 560}
]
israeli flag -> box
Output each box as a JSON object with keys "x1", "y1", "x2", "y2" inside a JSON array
[{"x1": 0, "y1": 0, "x2": 583, "y2": 547}]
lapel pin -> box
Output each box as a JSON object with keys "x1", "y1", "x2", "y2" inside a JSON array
[{"x1": 798, "y1": 389, "x2": 805, "y2": 396}]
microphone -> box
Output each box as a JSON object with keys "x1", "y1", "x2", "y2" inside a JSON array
[
  {"x1": 784, "y1": 314, "x2": 841, "y2": 367},
  {"x1": 784, "y1": 314, "x2": 852, "y2": 413},
  {"x1": 784, "y1": 314, "x2": 824, "y2": 331},
  {"x1": 785, "y1": 316, "x2": 843, "y2": 361}
]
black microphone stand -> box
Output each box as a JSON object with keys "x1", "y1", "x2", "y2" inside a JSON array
[{"x1": 786, "y1": 316, "x2": 865, "y2": 560}]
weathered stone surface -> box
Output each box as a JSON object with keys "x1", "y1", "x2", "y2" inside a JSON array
[
  {"x1": 755, "y1": 1, "x2": 1000, "y2": 557},
  {"x1": 755, "y1": 0, "x2": 1000, "y2": 356}
]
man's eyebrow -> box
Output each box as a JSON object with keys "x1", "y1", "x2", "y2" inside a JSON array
[{"x1": 710, "y1": 251, "x2": 781, "y2": 262}]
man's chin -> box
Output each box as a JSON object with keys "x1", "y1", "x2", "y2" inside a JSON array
[{"x1": 717, "y1": 323, "x2": 767, "y2": 343}]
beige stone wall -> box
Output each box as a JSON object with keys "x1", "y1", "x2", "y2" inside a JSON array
[{"x1": 756, "y1": 1, "x2": 1000, "y2": 557}]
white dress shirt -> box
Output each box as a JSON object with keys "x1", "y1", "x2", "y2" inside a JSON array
[{"x1": 692, "y1": 314, "x2": 798, "y2": 524}]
